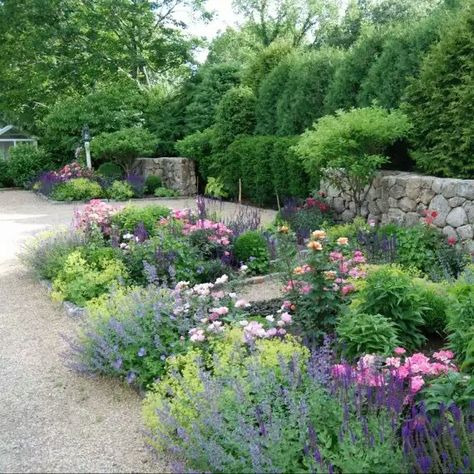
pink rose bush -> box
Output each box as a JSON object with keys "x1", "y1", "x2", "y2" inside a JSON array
[
  {"x1": 159, "y1": 207, "x2": 233, "y2": 247},
  {"x1": 73, "y1": 199, "x2": 119, "y2": 235},
  {"x1": 278, "y1": 229, "x2": 367, "y2": 338},
  {"x1": 55, "y1": 162, "x2": 94, "y2": 181}
]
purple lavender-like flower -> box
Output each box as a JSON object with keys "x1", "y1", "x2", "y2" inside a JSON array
[
  {"x1": 126, "y1": 173, "x2": 145, "y2": 197},
  {"x1": 138, "y1": 347, "x2": 146, "y2": 357},
  {"x1": 133, "y1": 222, "x2": 149, "y2": 243},
  {"x1": 126, "y1": 371, "x2": 137, "y2": 384},
  {"x1": 112, "y1": 357, "x2": 123, "y2": 370}
]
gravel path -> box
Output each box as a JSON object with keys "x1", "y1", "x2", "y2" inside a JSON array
[{"x1": 0, "y1": 190, "x2": 276, "y2": 473}]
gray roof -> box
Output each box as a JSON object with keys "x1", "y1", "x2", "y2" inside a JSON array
[
  {"x1": 0, "y1": 125, "x2": 35, "y2": 139},
  {"x1": 0, "y1": 125, "x2": 14, "y2": 136}
]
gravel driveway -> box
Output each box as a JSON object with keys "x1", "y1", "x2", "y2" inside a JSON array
[{"x1": 0, "y1": 190, "x2": 276, "y2": 473}]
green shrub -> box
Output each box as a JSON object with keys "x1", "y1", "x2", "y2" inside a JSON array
[
  {"x1": 204, "y1": 177, "x2": 228, "y2": 198},
  {"x1": 41, "y1": 80, "x2": 146, "y2": 160},
  {"x1": 50, "y1": 178, "x2": 103, "y2": 201},
  {"x1": 351, "y1": 266, "x2": 426, "y2": 349},
  {"x1": 144, "y1": 175, "x2": 162, "y2": 195},
  {"x1": 0, "y1": 160, "x2": 13, "y2": 187},
  {"x1": 255, "y1": 58, "x2": 292, "y2": 136},
  {"x1": 447, "y1": 278, "x2": 474, "y2": 370},
  {"x1": 213, "y1": 86, "x2": 256, "y2": 150},
  {"x1": 91, "y1": 127, "x2": 158, "y2": 172},
  {"x1": 154, "y1": 187, "x2": 179, "y2": 198},
  {"x1": 123, "y1": 233, "x2": 198, "y2": 286},
  {"x1": 175, "y1": 127, "x2": 216, "y2": 182},
  {"x1": 414, "y1": 279, "x2": 449, "y2": 336},
  {"x1": 388, "y1": 224, "x2": 441, "y2": 273},
  {"x1": 107, "y1": 180, "x2": 134, "y2": 201},
  {"x1": 221, "y1": 135, "x2": 310, "y2": 206},
  {"x1": 295, "y1": 107, "x2": 412, "y2": 215},
  {"x1": 96, "y1": 162, "x2": 123, "y2": 181},
  {"x1": 242, "y1": 39, "x2": 294, "y2": 91},
  {"x1": 111, "y1": 204, "x2": 170, "y2": 234},
  {"x1": 421, "y1": 371, "x2": 474, "y2": 414},
  {"x1": 7, "y1": 144, "x2": 52, "y2": 187},
  {"x1": 51, "y1": 249, "x2": 127, "y2": 306},
  {"x1": 462, "y1": 327, "x2": 474, "y2": 373},
  {"x1": 336, "y1": 312, "x2": 401, "y2": 360},
  {"x1": 20, "y1": 229, "x2": 86, "y2": 280},
  {"x1": 233, "y1": 231, "x2": 270, "y2": 274},
  {"x1": 403, "y1": 2, "x2": 474, "y2": 178}
]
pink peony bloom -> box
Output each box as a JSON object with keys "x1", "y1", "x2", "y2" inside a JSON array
[
  {"x1": 433, "y1": 350, "x2": 454, "y2": 362},
  {"x1": 410, "y1": 376, "x2": 425, "y2": 393},
  {"x1": 331, "y1": 364, "x2": 349, "y2": 377},
  {"x1": 210, "y1": 306, "x2": 229, "y2": 316},
  {"x1": 280, "y1": 312, "x2": 292, "y2": 324},
  {"x1": 235, "y1": 299, "x2": 250, "y2": 309},
  {"x1": 341, "y1": 284, "x2": 355, "y2": 295},
  {"x1": 394, "y1": 347, "x2": 406, "y2": 355},
  {"x1": 385, "y1": 357, "x2": 401, "y2": 368},
  {"x1": 266, "y1": 328, "x2": 278, "y2": 337}
]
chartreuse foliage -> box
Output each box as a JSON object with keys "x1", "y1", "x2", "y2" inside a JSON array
[
  {"x1": 51, "y1": 178, "x2": 103, "y2": 201},
  {"x1": 51, "y1": 248, "x2": 127, "y2": 306},
  {"x1": 111, "y1": 204, "x2": 170, "y2": 234},
  {"x1": 143, "y1": 328, "x2": 309, "y2": 451},
  {"x1": 295, "y1": 106, "x2": 411, "y2": 215}
]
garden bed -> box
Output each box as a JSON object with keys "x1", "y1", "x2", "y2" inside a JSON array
[{"x1": 21, "y1": 196, "x2": 474, "y2": 474}]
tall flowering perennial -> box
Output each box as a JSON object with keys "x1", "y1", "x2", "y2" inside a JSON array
[
  {"x1": 280, "y1": 229, "x2": 367, "y2": 341},
  {"x1": 402, "y1": 401, "x2": 473, "y2": 474},
  {"x1": 73, "y1": 199, "x2": 119, "y2": 236}
]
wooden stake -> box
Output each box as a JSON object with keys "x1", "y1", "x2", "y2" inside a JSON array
[
  {"x1": 276, "y1": 191, "x2": 281, "y2": 211},
  {"x1": 238, "y1": 179, "x2": 242, "y2": 204}
]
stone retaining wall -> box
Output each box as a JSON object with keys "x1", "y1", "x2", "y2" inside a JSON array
[
  {"x1": 134, "y1": 157, "x2": 197, "y2": 196},
  {"x1": 321, "y1": 171, "x2": 474, "y2": 249}
]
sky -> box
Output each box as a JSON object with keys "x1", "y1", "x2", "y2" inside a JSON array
[{"x1": 176, "y1": 0, "x2": 242, "y2": 62}]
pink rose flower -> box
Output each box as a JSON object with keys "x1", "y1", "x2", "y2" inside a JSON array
[{"x1": 394, "y1": 347, "x2": 406, "y2": 355}]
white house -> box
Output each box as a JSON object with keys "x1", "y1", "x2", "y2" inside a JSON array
[{"x1": 0, "y1": 125, "x2": 37, "y2": 160}]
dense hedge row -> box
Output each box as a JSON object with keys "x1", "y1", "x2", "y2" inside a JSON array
[{"x1": 220, "y1": 135, "x2": 310, "y2": 207}]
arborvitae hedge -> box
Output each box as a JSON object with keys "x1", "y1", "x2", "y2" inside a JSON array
[
  {"x1": 213, "y1": 86, "x2": 256, "y2": 150},
  {"x1": 323, "y1": 27, "x2": 386, "y2": 113},
  {"x1": 403, "y1": 1, "x2": 474, "y2": 178},
  {"x1": 220, "y1": 136, "x2": 310, "y2": 207},
  {"x1": 255, "y1": 49, "x2": 343, "y2": 136},
  {"x1": 184, "y1": 63, "x2": 241, "y2": 134},
  {"x1": 359, "y1": 16, "x2": 442, "y2": 109}
]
